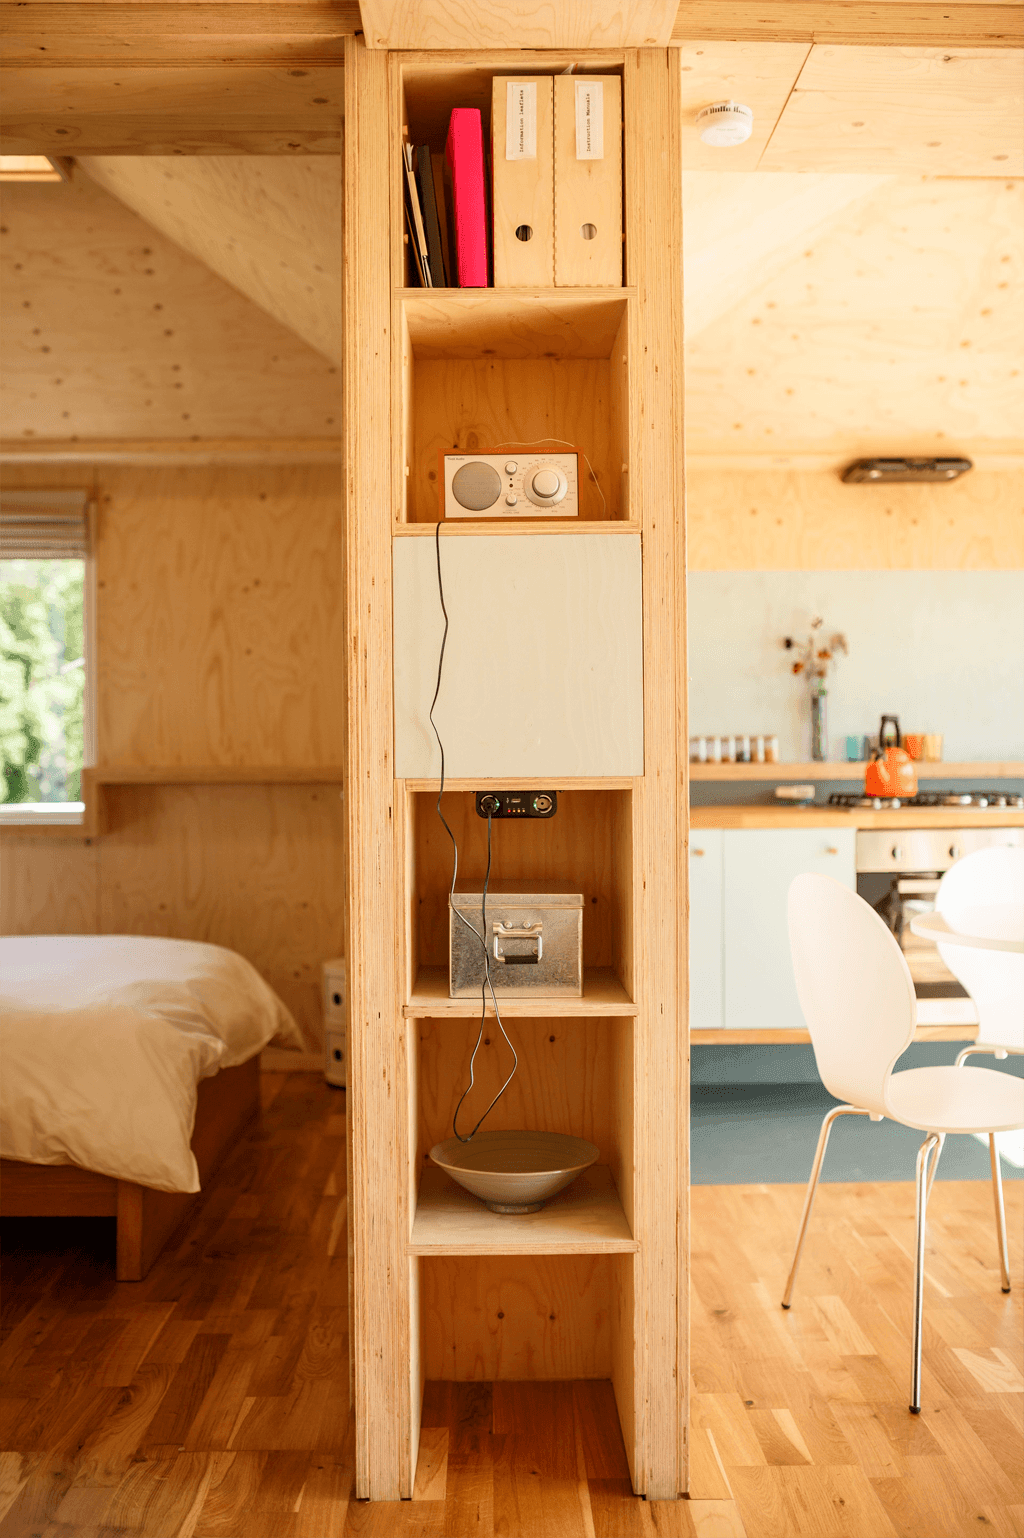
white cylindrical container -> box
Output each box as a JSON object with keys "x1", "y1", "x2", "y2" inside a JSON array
[
  {"x1": 709, "y1": 735, "x2": 722, "y2": 763},
  {"x1": 722, "y1": 734, "x2": 737, "y2": 763},
  {"x1": 322, "y1": 957, "x2": 346, "y2": 1087},
  {"x1": 754, "y1": 734, "x2": 766, "y2": 764},
  {"x1": 689, "y1": 735, "x2": 707, "y2": 763}
]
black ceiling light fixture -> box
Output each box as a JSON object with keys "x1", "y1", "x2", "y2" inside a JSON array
[{"x1": 841, "y1": 457, "x2": 973, "y2": 484}]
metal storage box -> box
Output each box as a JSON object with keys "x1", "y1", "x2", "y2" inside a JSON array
[{"x1": 449, "y1": 881, "x2": 583, "y2": 998}]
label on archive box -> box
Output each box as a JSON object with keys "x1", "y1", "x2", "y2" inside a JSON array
[
  {"x1": 575, "y1": 81, "x2": 604, "y2": 159},
  {"x1": 506, "y1": 81, "x2": 537, "y2": 160}
]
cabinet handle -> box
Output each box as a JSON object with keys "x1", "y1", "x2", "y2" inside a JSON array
[
  {"x1": 692, "y1": 848, "x2": 705, "y2": 857},
  {"x1": 826, "y1": 846, "x2": 839, "y2": 855}
]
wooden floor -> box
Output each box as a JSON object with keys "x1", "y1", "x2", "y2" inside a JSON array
[{"x1": 0, "y1": 1073, "x2": 1020, "y2": 1538}]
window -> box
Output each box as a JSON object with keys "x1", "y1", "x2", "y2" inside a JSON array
[{"x1": 0, "y1": 490, "x2": 93, "y2": 823}]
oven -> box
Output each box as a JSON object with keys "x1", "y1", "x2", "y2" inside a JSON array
[{"x1": 856, "y1": 828, "x2": 1024, "y2": 1010}]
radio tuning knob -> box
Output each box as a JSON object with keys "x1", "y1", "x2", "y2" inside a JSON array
[
  {"x1": 532, "y1": 468, "x2": 562, "y2": 499},
  {"x1": 504, "y1": 461, "x2": 518, "y2": 473},
  {"x1": 505, "y1": 494, "x2": 518, "y2": 506}
]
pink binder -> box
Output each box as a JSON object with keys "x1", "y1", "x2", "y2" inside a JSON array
[{"x1": 445, "y1": 108, "x2": 488, "y2": 287}]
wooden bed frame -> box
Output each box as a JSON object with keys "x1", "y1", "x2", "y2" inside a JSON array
[{"x1": 0, "y1": 1056, "x2": 260, "y2": 1280}]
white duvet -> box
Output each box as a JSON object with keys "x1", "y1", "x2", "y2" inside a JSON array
[{"x1": 0, "y1": 935, "x2": 303, "y2": 1194}]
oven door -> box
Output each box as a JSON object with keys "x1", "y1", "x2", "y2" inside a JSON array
[{"x1": 857, "y1": 871, "x2": 968, "y2": 998}]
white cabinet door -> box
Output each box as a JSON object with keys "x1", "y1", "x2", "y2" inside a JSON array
[
  {"x1": 688, "y1": 829, "x2": 723, "y2": 1032},
  {"x1": 723, "y1": 829, "x2": 856, "y2": 1032}
]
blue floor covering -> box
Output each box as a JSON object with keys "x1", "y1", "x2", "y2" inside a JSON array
[{"x1": 691, "y1": 1080, "x2": 1024, "y2": 1185}]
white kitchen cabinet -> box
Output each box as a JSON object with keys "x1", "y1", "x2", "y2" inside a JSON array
[
  {"x1": 688, "y1": 828, "x2": 723, "y2": 1032},
  {"x1": 722, "y1": 828, "x2": 856, "y2": 1032}
]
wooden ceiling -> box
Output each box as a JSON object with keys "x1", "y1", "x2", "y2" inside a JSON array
[
  {"x1": 0, "y1": 10, "x2": 1021, "y2": 462},
  {"x1": 0, "y1": 175, "x2": 339, "y2": 440}
]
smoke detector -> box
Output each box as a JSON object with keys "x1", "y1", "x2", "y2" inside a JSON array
[
  {"x1": 696, "y1": 101, "x2": 753, "y2": 147},
  {"x1": 841, "y1": 457, "x2": 973, "y2": 484}
]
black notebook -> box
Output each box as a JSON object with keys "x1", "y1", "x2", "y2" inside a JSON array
[{"x1": 415, "y1": 143, "x2": 448, "y2": 287}]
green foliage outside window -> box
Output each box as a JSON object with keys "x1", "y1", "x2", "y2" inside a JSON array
[{"x1": 0, "y1": 559, "x2": 85, "y2": 804}]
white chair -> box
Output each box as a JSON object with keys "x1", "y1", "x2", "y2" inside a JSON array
[
  {"x1": 936, "y1": 846, "x2": 1024, "y2": 1293},
  {"x1": 782, "y1": 873, "x2": 1024, "y2": 1414}
]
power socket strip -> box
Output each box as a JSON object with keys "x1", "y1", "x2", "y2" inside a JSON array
[{"x1": 475, "y1": 790, "x2": 558, "y2": 819}]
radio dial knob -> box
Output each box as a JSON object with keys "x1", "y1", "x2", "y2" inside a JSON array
[{"x1": 529, "y1": 467, "x2": 567, "y2": 504}]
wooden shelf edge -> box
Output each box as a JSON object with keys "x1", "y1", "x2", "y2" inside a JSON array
[
  {"x1": 409, "y1": 1164, "x2": 637, "y2": 1256},
  {"x1": 393, "y1": 521, "x2": 639, "y2": 536},
  {"x1": 404, "y1": 966, "x2": 637, "y2": 1018},
  {"x1": 402, "y1": 776, "x2": 636, "y2": 792},
  {"x1": 688, "y1": 761, "x2": 1024, "y2": 782},
  {"x1": 0, "y1": 437, "x2": 341, "y2": 467},
  {"x1": 83, "y1": 766, "x2": 345, "y2": 786},
  {"x1": 691, "y1": 1025, "x2": 979, "y2": 1045},
  {"x1": 395, "y1": 286, "x2": 636, "y2": 302}
]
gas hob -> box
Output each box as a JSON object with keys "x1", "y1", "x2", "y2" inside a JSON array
[{"x1": 829, "y1": 790, "x2": 1024, "y2": 812}]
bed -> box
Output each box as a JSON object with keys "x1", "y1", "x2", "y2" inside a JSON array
[{"x1": 0, "y1": 935, "x2": 304, "y2": 1279}]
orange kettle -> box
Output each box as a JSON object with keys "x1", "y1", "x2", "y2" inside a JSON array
[{"x1": 865, "y1": 715, "x2": 918, "y2": 799}]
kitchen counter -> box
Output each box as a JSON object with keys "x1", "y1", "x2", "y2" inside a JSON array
[{"x1": 690, "y1": 805, "x2": 1024, "y2": 830}]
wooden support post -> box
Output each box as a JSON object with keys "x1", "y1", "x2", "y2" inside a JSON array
[
  {"x1": 624, "y1": 47, "x2": 688, "y2": 1498},
  {"x1": 343, "y1": 34, "x2": 413, "y2": 1502}
]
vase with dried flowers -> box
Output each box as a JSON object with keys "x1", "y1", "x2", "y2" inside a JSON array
[{"x1": 782, "y1": 618, "x2": 849, "y2": 761}]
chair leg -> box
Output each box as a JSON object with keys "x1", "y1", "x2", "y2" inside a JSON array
[
  {"x1": 781, "y1": 1105, "x2": 870, "y2": 1309},
  {"x1": 990, "y1": 1134, "x2": 1012, "y2": 1294},
  {"x1": 926, "y1": 1133, "x2": 945, "y2": 1201},
  {"x1": 911, "y1": 1131, "x2": 942, "y2": 1414}
]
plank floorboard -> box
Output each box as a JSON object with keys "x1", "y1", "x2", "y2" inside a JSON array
[{"x1": 0, "y1": 1072, "x2": 1020, "y2": 1536}]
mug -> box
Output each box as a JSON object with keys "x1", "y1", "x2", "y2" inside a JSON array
[
  {"x1": 903, "y1": 733, "x2": 925, "y2": 760},
  {"x1": 922, "y1": 733, "x2": 943, "y2": 762}
]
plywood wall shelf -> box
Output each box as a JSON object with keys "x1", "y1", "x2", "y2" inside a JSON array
[
  {"x1": 410, "y1": 1164, "x2": 637, "y2": 1255},
  {"x1": 688, "y1": 761, "x2": 1024, "y2": 781},
  {"x1": 393, "y1": 520, "x2": 640, "y2": 537},
  {"x1": 405, "y1": 965, "x2": 637, "y2": 1018},
  {"x1": 84, "y1": 766, "x2": 346, "y2": 785},
  {"x1": 399, "y1": 290, "x2": 632, "y2": 359}
]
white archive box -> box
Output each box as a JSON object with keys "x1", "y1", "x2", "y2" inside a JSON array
[{"x1": 322, "y1": 957, "x2": 346, "y2": 1087}]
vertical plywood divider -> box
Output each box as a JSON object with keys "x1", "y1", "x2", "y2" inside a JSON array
[
  {"x1": 623, "y1": 49, "x2": 688, "y2": 1498},
  {"x1": 344, "y1": 36, "x2": 413, "y2": 1502}
]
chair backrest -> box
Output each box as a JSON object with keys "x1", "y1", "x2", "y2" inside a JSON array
[
  {"x1": 936, "y1": 847, "x2": 1024, "y2": 1050},
  {"x1": 788, "y1": 872, "x2": 917, "y2": 1114}
]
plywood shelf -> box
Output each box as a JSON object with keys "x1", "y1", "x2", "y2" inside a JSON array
[
  {"x1": 402, "y1": 775, "x2": 636, "y2": 791},
  {"x1": 398, "y1": 289, "x2": 632, "y2": 359},
  {"x1": 405, "y1": 966, "x2": 636, "y2": 1018},
  {"x1": 393, "y1": 520, "x2": 639, "y2": 537},
  {"x1": 84, "y1": 766, "x2": 345, "y2": 785},
  {"x1": 409, "y1": 1162, "x2": 636, "y2": 1255},
  {"x1": 688, "y1": 761, "x2": 1024, "y2": 781}
]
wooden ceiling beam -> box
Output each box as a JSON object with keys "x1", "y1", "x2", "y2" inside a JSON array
[
  {"x1": 1, "y1": 1, "x2": 1018, "y2": 73},
  {"x1": 673, "y1": 2, "x2": 1023, "y2": 48}
]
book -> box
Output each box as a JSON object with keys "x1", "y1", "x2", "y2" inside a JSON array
[
  {"x1": 553, "y1": 75, "x2": 622, "y2": 286},
  {"x1": 416, "y1": 142, "x2": 447, "y2": 288},
  {"x1": 431, "y1": 152, "x2": 454, "y2": 290},
  {"x1": 445, "y1": 108, "x2": 488, "y2": 288},
  {"x1": 403, "y1": 141, "x2": 432, "y2": 287},
  {"x1": 492, "y1": 77, "x2": 554, "y2": 286}
]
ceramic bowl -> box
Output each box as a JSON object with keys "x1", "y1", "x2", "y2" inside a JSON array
[{"x1": 429, "y1": 1130, "x2": 599, "y2": 1214}]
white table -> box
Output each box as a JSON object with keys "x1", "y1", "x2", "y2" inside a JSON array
[{"x1": 910, "y1": 911, "x2": 1024, "y2": 955}]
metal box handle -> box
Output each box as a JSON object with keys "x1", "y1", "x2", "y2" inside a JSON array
[{"x1": 492, "y1": 921, "x2": 543, "y2": 965}]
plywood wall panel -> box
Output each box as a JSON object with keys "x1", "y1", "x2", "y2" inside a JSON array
[
  {"x1": 678, "y1": 41, "x2": 810, "y2": 171},
  {"x1": 687, "y1": 465, "x2": 1024, "y2": 569},
  {"x1": 419, "y1": 1254, "x2": 615, "y2": 1380},
  {"x1": 79, "y1": 157, "x2": 343, "y2": 366},
  {"x1": 97, "y1": 783, "x2": 345, "y2": 1047},
  {"x1": 0, "y1": 176, "x2": 339, "y2": 441},
  {"x1": 96, "y1": 465, "x2": 345, "y2": 769},
  {"x1": 0, "y1": 839, "x2": 100, "y2": 935}
]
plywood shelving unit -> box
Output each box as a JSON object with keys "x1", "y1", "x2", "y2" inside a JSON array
[{"x1": 343, "y1": 41, "x2": 686, "y2": 1503}]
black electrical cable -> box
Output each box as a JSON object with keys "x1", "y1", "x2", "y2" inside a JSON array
[{"x1": 428, "y1": 520, "x2": 518, "y2": 1143}]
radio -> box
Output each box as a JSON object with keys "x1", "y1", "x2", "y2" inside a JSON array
[{"x1": 442, "y1": 449, "x2": 579, "y2": 519}]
